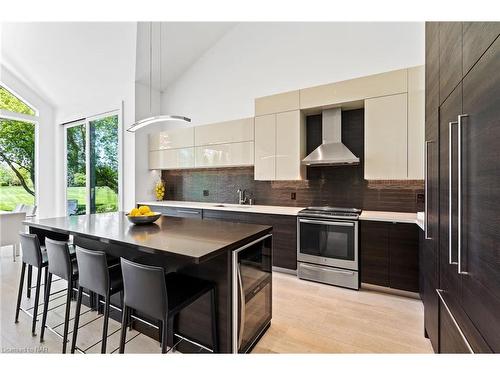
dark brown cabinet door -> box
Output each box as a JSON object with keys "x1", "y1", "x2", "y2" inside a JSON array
[
  {"x1": 360, "y1": 221, "x2": 389, "y2": 287},
  {"x1": 420, "y1": 230, "x2": 439, "y2": 352},
  {"x1": 389, "y1": 223, "x2": 419, "y2": 292},
  {"x1": 426, "y1": 22, "x2": 440, "y2": 139},
  {"x1": 202, "y1": 210, "x2": 297, "y2": 270},
  {"x1": 439, "y1": 83, "x2": 462, "y2": 309},
  {"x1": 439, "y1": 22, "x2": 463, "y2": 104},
  {"x1": 461, "y1": 36, "x2": 500, "y2": 352},
  {"x1": 462, "y1": 22, "x2": 500, "y2": 75},
  {"x1": 439, "y1": 302, "x2": 472, "y2": 353}
]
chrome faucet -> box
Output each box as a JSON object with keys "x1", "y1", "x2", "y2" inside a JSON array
[{"x1": 237, "y1": 189, "x2": 247, "y2": 205}]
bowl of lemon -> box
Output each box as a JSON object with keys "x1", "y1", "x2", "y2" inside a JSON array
[{"x1": 126, "y1": 205, "x2": 161, "y2": 225}]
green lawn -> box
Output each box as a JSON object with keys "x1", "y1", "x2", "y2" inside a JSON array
[
  {"x1": 0, "y1": 185, "x2": 117, "y2": 213},
  {"x1": 0, "y1": 185, "x2": 34, "y2": 211}
]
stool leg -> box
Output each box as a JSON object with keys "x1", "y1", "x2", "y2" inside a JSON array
[
  {"x1": 26, "y1": 265, "x2": 32, "y2": 298},
  {"x1": 31, "y1": 267, "x2": 42, "y2": 335},
  {"x1": 43, "y1": 267, "x2": 48, "y2": 294},
  {"x1": 162, "y1": 318, "x2": 170, "y2": 353},
  {"x1": 40, "y1": 273, "x2": 52, "y2": 342},
  {"x1": 101, "y1": 293, "x2": 110, "y2": 354},
  {"x1": 210, "y1": 288, "x2": 219, "y2": 353},
  {"x1": 62, "y1": 284, "x2": 72, "y2": 353},
  {"x1": 15, "y1": 262, "x2": 26, "y2": 323},
  {"x1": 12, "y1": 244, "x2": 16, "y2": 262},
  {"x1": 119, "y1": 305, "x2": 128, "y2": 353},
  {"x1": 71, "y1": 286, "x2": 83, "y2": 353}
]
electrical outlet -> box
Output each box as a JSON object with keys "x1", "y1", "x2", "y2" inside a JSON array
[
  {"x1": 416, "y1": 193, "x2": 425, "y2": 204},
  {"x1": 203, "y1": 190, "x2": 209, "y2": 197},
  {"x1": 291, "y1": 192, "x2": 296, "y2": 200}
]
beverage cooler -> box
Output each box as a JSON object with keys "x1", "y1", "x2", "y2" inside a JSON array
[{"x1": 232, "y1": 234, "x2": 272, "y2": 353}]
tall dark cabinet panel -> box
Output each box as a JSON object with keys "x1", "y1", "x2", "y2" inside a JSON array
[
  {"x1": 425, "y1": 21, "x2": 500, "y2": 353},
  {"x1": 461, "y1": 36, "x2": 500, "y2": 352},
  {"x1": 422, "y1": 21, "x2": 440, "y2": 352},
  {"x1": 462, "y1": 22, "x2": 500, "y2": 75},
  {"x1": 439, "y1": 22, "x2": 463, "y2": 104}
]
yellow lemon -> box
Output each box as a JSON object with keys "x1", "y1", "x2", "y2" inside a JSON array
[
  {"x1": 129, "y1": 208, "x2": 140, "y2": 217},
  {"x1": 138, "y1": 205, "x2": 151, "y2": 215},
  {"x1": 145, "y1": 211, "x2": 156, "y2": 216}
]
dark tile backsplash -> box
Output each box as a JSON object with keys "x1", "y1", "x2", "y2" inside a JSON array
[{"x1": 161, "y1": 109, "x2": 424, "y2": 213}]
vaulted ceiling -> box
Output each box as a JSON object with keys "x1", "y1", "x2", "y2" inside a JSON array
[{"x1": 1, "y1": 22, "x2": 236, "y2": 110}]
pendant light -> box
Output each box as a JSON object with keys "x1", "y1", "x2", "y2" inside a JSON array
[{"x1": 127, "y1": 22, "x2": 191, "y2": 132}]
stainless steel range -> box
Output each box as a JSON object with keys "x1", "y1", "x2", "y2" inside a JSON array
[{"x1": 297, "y1": 207, "x2": 361, "y2": 290}]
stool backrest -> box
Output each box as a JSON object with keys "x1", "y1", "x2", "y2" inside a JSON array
[
  {"x1": 19, "y1": 232, "x2": 43, "y2": 267},
  {"x1": 45, "y1": 238, "x2": 73, "y2": 280},
  {"x1": 75, "y1": 247, "x2": 109, "y2": 296},
  {"x1": 120, "y1": 258, "x2": 167, "y2": 320}
]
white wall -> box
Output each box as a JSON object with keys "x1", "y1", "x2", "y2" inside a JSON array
[
  {"x1": 162, "y1": 22, "x2": 425, "y2": 126},
  {"x1": 0, "y1": 65, "x2": 57, "y2": 218}
]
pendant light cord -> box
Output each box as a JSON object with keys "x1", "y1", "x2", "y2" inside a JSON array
[{"x1": 149, "y1": 21, "x2": 152, "y2": 115}]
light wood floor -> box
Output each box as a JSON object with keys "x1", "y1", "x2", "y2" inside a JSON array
[{"x1": 1, "y1": 248, "x2": 432, "y2": 353}]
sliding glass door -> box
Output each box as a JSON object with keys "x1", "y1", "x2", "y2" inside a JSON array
[{"x1": 65, "y1": 111, "x2": 121, "y2": 216}]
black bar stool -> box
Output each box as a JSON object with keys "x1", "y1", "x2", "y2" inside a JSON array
[
  {"x1": 40, "y1": 238, "x2": 79, "y2": 353},
  {"x1": 15, "y1": 233, "x2": 49, "y2": 335},
  {"x1": 26, "y1": 230, "x2": 76, "y2": 299},
  {"x1": 118, "y1": 258, "x2": 218, "y2": 353},
  {"x1": 71, "y1": 247, "x2": 123, "y2": 354}
]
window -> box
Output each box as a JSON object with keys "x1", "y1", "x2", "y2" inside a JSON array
[
  {"x1": 0, "y1": 85, "x2": 36, "y2": 212},
  {"x1": 65, "y1": 111, "x2": 121, "y2": 216}
]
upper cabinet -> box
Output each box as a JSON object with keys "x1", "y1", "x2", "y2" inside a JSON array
[
  {"x1": 407, "y1": 66, "x2": 425, "y2": 179},
  {"x1": 439, "y1": 22, "x2": 463, "y2": 104},
  {"x1": 364, "y1": 66, "x2": 425, "y2": 180},
  {"x1": 300, "y1": 69, "x2": 407, "y2": 109},
  {"x1": 365, "y1": 93, "x2": 408, "y2": 180},
  {"x1": 148, "y1": 118, "x2": 254, "y2": 170},
  {"x1": 149, "y1": 127, "x2": 194, "y2": 150},
  {"x1": 195, "y1": 117, "x2": 254, "y2": 146},
  {"x1": 255, "y1": 90, "x2": 300, "y2": 116},
  {"x1": 254, "y1": 110, "x2": 306, "y2": 181}
]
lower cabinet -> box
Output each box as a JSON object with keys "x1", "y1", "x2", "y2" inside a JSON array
[
  {"x1": 202, "y1": 209, "x2": 297, "y2": 270},
  {"x1": 148, "y1": 205, "x2": 203, "y2": 219},
  {"x1": 360, "y1": 221, "x2": 419, "y2": 292},
  {"x1": 419, "y1": 229, "x2": 439, "y2": 352},
  {"x1": 439, "y1": 296, "x2": 472, "y2": 353}
]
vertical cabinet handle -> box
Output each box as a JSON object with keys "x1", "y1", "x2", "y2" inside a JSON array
[
  {"x1": 457, "y1": 114, "x2": 468, "y2": 275},
  {"x1": 448, "y1": 121, "x2": 458, "y2": 264},
  {"x1": 425, "y1": 140, "x2": 434, "y2": 240}
]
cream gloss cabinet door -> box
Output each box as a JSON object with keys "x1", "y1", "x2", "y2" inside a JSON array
[
  {"x1": 365, "y1": 93, "x2": 408, "y2": 179},
  {"x1": 149, "y1": 127, "x2": 194, "y2": 151},
  {"x1": 276, "y1": 110, "x2": 305, "y2": 180},
  {"x1": 149, "y1": 148, "x2": 195, "y2": 170},
  {"x1": 194, "y1": 117, "x2": 254, "y2": 146},
  {"x1": 407, "y1": 65, "x2": 425, "y2": 179},
  {"x1": 195, "y1": 141, "x2": 254, "y2": 168},
  {"x1": 254, "y1": 114, "x2": 276, "y2": 180}
]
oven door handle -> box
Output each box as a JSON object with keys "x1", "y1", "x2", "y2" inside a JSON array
[{"x1": 298, "y1": 218, "x2": 355, "y2": 227}]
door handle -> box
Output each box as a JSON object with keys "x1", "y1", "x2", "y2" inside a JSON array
[
  {"x1": 237, "y1": 264, "x2": 245, "y2": 350},
  {"x1": 457, "y1": 114, "x2": 468, "y2": 275},
  {"x1": 448, "y1": 121, "x2": 458, "y2": 265},
  {"x1": 425, "y1": 140, "x2": 434, "y2": 240}
]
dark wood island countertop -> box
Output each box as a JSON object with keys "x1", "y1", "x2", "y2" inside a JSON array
[{"x1": 24, "y1": 212, "x2": 271, "y2": 263}]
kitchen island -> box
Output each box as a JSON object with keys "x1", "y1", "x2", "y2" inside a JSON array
[{"x1": 24, "y1": 212, "x2": 273, "y2": 353}]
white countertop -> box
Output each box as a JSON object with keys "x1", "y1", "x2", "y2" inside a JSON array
[
  {"x1": 360, "y1": 210, "x2": 424, "y2": 230},
  {"x1": 137, "y1": 200, "x2": 305, "y2": 216},
  {"x1": 138, "y1": 200, "x2": 425, "y2": 228}
]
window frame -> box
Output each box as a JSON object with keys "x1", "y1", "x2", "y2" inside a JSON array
[
  {"x1": 63, "y1": 108, "x2": 123, "y2": 215},
  {"x1": 0, "y1": 82, "x2": 39, "y2": 211}
]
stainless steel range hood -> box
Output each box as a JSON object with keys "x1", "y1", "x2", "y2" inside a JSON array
[{"x1": 302, "y1": 108, "x2": 360, "y2": 166}]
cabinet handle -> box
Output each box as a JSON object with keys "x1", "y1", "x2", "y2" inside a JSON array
[
  {"x1": 425, "y1": 140, "x2": 434, "y2": 240},
  {"x1": 448, "y1": 121, "x2": 458, "y2": 264},
  {"x1": 457, "y1": 114, "x2": 468, "y2": 275},
  {"x1": 177, "y1": 210, "x2": 200, "y2": 215}
]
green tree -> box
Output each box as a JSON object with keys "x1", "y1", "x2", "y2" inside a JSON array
[
  {"x1": 0, "y1": 119, "x2": 35, "y2": 196},
  {"x1": 0, "y1": 86, "x2": 36, "y2": 197}
]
